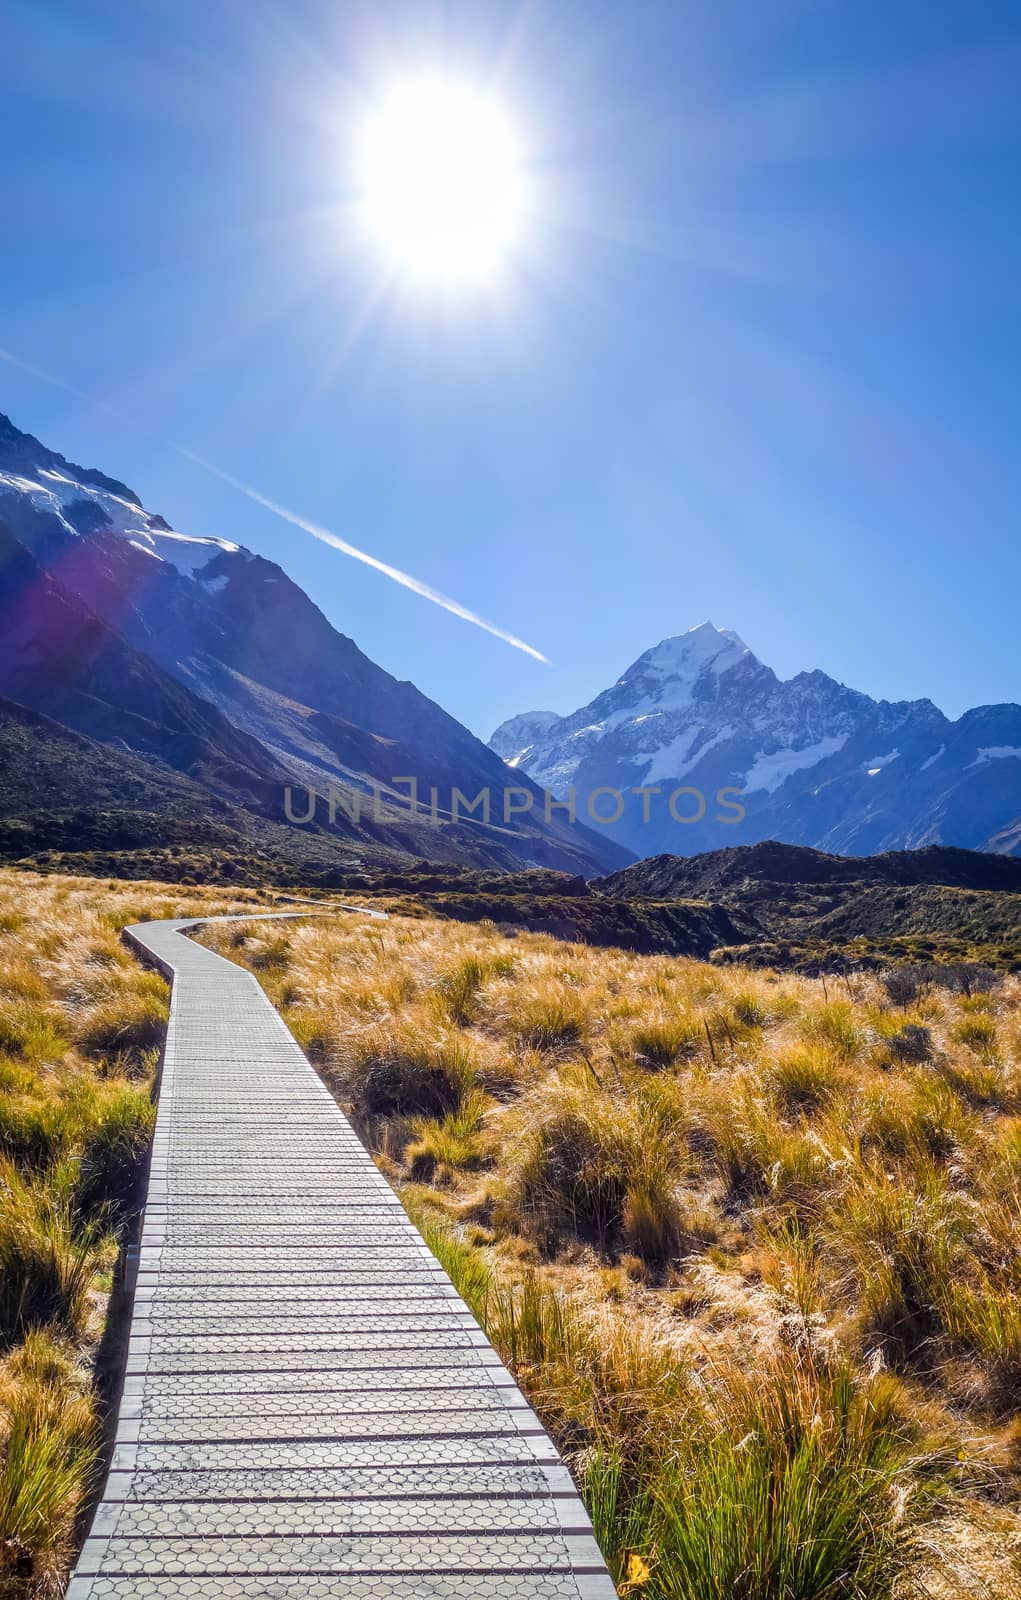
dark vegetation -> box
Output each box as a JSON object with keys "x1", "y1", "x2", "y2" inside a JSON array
[{"x1": 598, "y1": 841, "x2": 1021, "y2": 972}]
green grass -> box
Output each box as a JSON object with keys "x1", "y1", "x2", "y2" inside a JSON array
[
  {"x1": 405, "y1": 1091, "x2": 490, "y2": 1181},
  {"x1": 0, "y1": 1163, "x2": 108, "y2": 1346},
  {"x1": 647, "y1": 1364, "x2": 926, "y2": 1600}
]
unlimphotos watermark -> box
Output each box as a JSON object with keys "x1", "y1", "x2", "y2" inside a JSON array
[{"x1": 283, "y1": 779, "x2": 746, "y2": 830}]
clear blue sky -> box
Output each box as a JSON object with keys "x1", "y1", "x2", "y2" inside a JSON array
[{"x1": 2, "y1": 0, "x2": 1020, "y2": 736}]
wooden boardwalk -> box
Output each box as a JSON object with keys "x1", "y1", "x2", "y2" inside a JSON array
[{"x1": 67, "y1": 915, "x2": 616, "y2": 1600}]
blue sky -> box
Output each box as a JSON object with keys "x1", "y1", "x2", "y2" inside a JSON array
[{"x1": 2, "y1": 0, "x2": 1020, "y2": 736}]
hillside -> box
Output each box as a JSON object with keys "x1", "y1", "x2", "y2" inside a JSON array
[
  {"x1": 0, "y1": 412, "x2": 627, "y2": 877},
  {"x1": 0, "y1": 695, "x2": 618, "y2": 885},
  {"x1": 598, "y1": 841, "x2": 1021, "y2": 970}
]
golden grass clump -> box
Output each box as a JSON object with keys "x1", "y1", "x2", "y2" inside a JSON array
[
  {"x1": 0, "y1": 1331, "x2": 100, "y2": 1594},
  {"x1": 199, "y1": 904, "x2": 1021, "y2": 1597}
]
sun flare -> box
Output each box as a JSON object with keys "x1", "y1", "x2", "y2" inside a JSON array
[{"x1": 356, "y1": 76, "x2": 525, "y2": 287}]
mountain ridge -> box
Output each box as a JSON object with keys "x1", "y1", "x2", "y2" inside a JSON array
[{"x1": 491, "y1": 622, "x2": 1021, "y2": 857}]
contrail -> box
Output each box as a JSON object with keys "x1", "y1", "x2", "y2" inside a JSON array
[
  {"x1": 179, "y1": 449, "x2": 549, "y2": 663},
  {"x1": 0, "y1": 346, "x2": 116, "y2": 410},
  {"x1": 0, "y1": 346, "x2": 549, "y2": 664}
]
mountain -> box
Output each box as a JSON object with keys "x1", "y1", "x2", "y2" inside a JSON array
[
  {"x1": 490, "y1": 622, "x2": 1021, "y2": 858},
  {"x1": 0, "y1": 412, "x2": 628, "y2": 876}
]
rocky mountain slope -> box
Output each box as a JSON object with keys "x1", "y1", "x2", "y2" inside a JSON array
[
  {"x1": 0, "y1": 412, "x2": 626, "y2": 876},
  {"x1": 491, "y1": 622, "x2": 1021, "y2": 857}
]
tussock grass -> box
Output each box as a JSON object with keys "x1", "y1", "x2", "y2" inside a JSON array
[
  {"x1": 0, "y1": 1332, "x2": 100, "y2": 1594},
  {"x1": 0, "y1": 867, "x2": 255, "y2": 1597},
  {"x1": 628, "y1": 1014, "x2": 702, "y2": 1069},
  {"x1": 433, "y1": 953, "x2": 513, "y2": 1025},
  {"x1": 198, "y1": 905, "x2": 1021, "y2": 1597},
  {"x1": 340, "y1": 1020, "x2": 478, "y2": 1118},
  {"x1": 0, "y1": 1163, "x2": 105, "y2": 1345},
  {"x1": 72, "y1": 986, "x2": 168, "y2": 1066},
  {"x1": 646, "y1": 1363, "x2": 928, "y2": 1600},
  {"x1": 406, "y1": 1091, "x2": 490, "y2": 1181},
  {"x1": 495, "y1": 1083, "x2": 687, "y2": 1262},
  {"x1": 419, "y1": 1207, "x2": 934, "y2": 1600}
]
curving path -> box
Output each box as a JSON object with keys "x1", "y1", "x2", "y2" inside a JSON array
[{"x1": 67, "y1": 913, "x2": 615, "y2": 1600}]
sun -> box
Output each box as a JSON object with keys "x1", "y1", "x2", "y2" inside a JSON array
[{"x1": 356, "y1": 76, "x2": 525, "y2": 288}]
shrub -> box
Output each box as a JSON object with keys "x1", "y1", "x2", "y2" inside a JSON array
[
  {"x1": 888, "y1": 1024, "x2": 933, "y2": 1063},
  {"x1": 883, "y1": 966, "x2": 926, "y2": 1007}
]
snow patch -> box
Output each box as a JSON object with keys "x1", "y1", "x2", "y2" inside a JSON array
[
  {"x1": 0, "y1": 469, "x2": 81, "y2": 537},
  {"x1": 643, "y1": 725, "x2": 733, "y2": 784},
  {"x1": 634, "y1": 624, "x2": 751, "y2": 707},
  {"x1": 744, "y1": 734, "x2": 848, "y2": 795},
  {"x1": 148, "y1": 528, "x2": 237, "y2": 577},
  {"x1": 968, "y1": 746, "x2": 1021, "y2": 768},
  {"x1": 920, "y1": 745, "x2": 945, "y2": 772},
  {"x1": 0, "y1": 466, "x2": 242, "y2": 581},
  {"x1": 862, "y1": 750, "x2": 900, "y2": 776}
]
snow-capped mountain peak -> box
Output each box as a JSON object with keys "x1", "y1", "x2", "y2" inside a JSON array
[
  {"x1": 490, "y1": 627, "x2": 1021, "y2": 857},
  {"x1": 630, "y1": 621, "x2": 751, "y2": 684}
]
